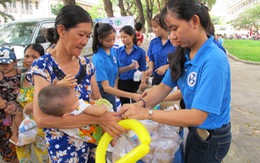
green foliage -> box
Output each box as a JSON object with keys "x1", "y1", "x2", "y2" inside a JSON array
[
  {"x1": 51, "y1": 3, "x2": 64, "y2": 15},
  {"x1": 123, "y1": 0, "x2": 137, "y2": 16},
  {"x1": 224, "y1": 40, "x2": 260, "y2": 62},
  {"x1": 88, "y1": 6, "x2": 105, "y2": 20},
  {"x1": 229, "y1": 5, "x2": 260, "y2": 33},
  {"x1": 210, "y1": 15, "x2": 221, "y2": 25},
  {"x1": 201, "y1": 0, "x2": 216, "y2": 9}
]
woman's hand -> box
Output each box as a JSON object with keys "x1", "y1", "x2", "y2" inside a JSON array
[
  {"x1": 0, "y1": 98, "x2": 7, "y2": 109},
  {"x1": 131, "y1": 93, "x2": 142, "y2": 102},
  {"x1": 97, "y1": 111, "x2": 126, "y2": 138},
  {"x1": 155, "y1": 65, "x2": 168, "y2": 75},
  {"x1": 141, "y1": 86, "x2": 157, "y2": 98},
  {"x1": 139, "y1": 82, "x2": 147, "y2": 93},
  {"x1": 129, "y1": 60, "x2": 139, "y2": 69},
  {"x1": 4, "y1": 102, "x2": 19, "y2": 115},
  {"x1": 24, "y1": 102, "x2": 33, "y2": 115},
  {"x1": 120, "y1": 103, "x2": 149, "y2": 120},
  {"x1": 146, "y1": 69, "x2": 153, "y2": 77}
]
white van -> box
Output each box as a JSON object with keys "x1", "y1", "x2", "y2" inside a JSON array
[{"x1": 0, "y1": 18, "x2": 93, "y2": 67}]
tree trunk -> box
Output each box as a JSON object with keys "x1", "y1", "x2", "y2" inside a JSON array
[
  {"x1": 156, "y1": 0, "x2": 161, "y2": 11},
  {"x1": 162, "y1": 0, "x2": 167, "y2": 7},
  {"x1": 118, "y1": 0, "x2": 127, "y2": 16},
  {"x1": 103, "y1": 0, "x2": 114, "y2": 17},
  {"x1": 135, "y1": 0, "x2": 146, "y2": 32},
  {"x1": 145, "y1": 0, "x2": 154, "y2": 32},
  {"x1": 63, "y1": 0, "x2": 76, "y2": 5}
]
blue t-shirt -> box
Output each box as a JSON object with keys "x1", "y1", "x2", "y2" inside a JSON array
[
  {"x1": 117, "y1": 44, "x2": 146, "y2": 80},
  {"x1": 213, "y1": 39, "x2": 226, "y2": 54},
  {"x1": 92, "y1": 47, "x2": 119, "y2": 87},
  {"x1": 147, "y1": 37, "x2": 175, "y2": 77},
  {"x1": 162, "y1": 36, "x2": 231, "y2": 130}
]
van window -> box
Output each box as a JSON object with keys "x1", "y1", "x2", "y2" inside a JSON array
[
  {"x1": 36, "y1": 22, "x2": 54, "y2": 49},
  {"x1": 0, "y1": 22, "x2": 37, "y2": 45}
]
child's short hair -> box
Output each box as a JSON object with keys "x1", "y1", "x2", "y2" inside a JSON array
[
  {"x1": 38, "y1": 85, "x2": 72, "y2": 116},
  {"x1": 135, "y1": 22, "x2": 143, "y2": 31},
  {"x1": 0, "y1": 46, "x2": 16, "y2": 64}
]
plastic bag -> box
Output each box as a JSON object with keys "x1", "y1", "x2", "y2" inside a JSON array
[
  {"x1": 112, "y1": 134, "x2": 136, "y2": 162},
  {"x1": 18, "y1": 115, "x2": 37, "y2": 133},
  {"x1": 141, "y1": 121, "x2": 183, "y2": 163},
  {"x1": 94, "y1": 98, "x2": 113, "y2": 112},
  {"x1": 16, "y1": 115, "x2": 38, "y2": 146},
  {"x1": 16, "y1": 128, "x2": 38, "y2": 146},
  {"x1": 133, "y1": 70, "x2": 143, "y2": 82}
]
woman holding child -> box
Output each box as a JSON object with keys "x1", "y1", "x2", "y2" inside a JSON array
[{"x1": 26, "y1": 5, "x2": 124, "y2": 163}]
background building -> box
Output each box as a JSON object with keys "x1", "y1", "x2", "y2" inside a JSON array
[
  {"x1": 225, "y1": 0, "x2": 260, "y2": 22},
  {"x1": 2, "y1": 0, "x2": 101, "y2": 22}
]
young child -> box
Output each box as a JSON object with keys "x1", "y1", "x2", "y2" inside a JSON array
[
  {"x1": 10, "y1": 73, "x2": 78, "y2": 145},
  {"x1": 0, "y1": 46, "x2": 21, "y2": 163},
  {"x1": 38, "y1": 84, "x2": 111, "y2": 142},
  {"x1": 135, "y1": 22, "x2": 144, "y2": 46}
]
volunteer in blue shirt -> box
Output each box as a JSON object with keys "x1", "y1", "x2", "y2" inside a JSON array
[
  {"x1": 117, "y1": 25, "x2": 147, "y2": 105},
  {"x1": 92, "y1": 23, "x2": 141, "y2": 111},
  {"x1": 120, "y1": 1, "x2": 231, "y2": 163},
  {"x1": 147, "y1": 14, "x2": 175, "y2": 85}
]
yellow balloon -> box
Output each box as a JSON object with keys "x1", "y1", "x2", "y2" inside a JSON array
[{"x1": 96, "y1": 119, "x2": 151, "y2": 163}]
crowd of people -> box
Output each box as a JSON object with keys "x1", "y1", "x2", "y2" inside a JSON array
[{"x1": 0, "y1": 0, "x2": 231, "y2": 163}]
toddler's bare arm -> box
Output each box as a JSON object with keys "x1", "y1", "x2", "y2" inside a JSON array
[{"x1": 83, "y1": 105, "x2": 107, "y2": 116}]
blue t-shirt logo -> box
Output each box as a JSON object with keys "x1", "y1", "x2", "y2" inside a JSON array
[{"x1": 187, "y1": 72, "x2": 197, "y2": 87}]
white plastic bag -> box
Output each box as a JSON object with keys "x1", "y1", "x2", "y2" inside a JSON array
[
  {"x1": 133, "y1": 70, "x2": 143, "y2": 82},
  {"x1": 112, "y1": 134, "x2": 136, "y2": 162},
  {"x1": 17, "y1": 128, "x2": 38, "y2": 146},
  {"x1": 16, "y1": 115, "x2": 38, "y2": 146},
  {"x1": 18, "y1": 115, "x2": 36, "y2": 133}
]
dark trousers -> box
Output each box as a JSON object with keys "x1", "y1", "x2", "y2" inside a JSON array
[
  {"x1": 118, "y1": 79, "x2": 140, "y2": 105},
  {"x1": 152, "y1": 76, "x2": 163, "y2": 85},
  {"x1": 185, "y1": 123, "x2": 231, "y2": 163}
]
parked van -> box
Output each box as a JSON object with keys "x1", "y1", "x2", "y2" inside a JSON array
[{"x1": 0, "y1": 18, "x2": 93, "y2": 67}]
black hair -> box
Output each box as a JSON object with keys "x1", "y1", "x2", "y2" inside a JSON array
[
  {"x1": 24, "y1": 43, "x2": 44, "y2": 56},
  {"x1": 92, "y1": 23, "x2": 116, "y2": 54},
  {"x1": 119, "y1": 25, "x2": 137, "y2": 45},
  {"x1": 166, "y1": 0, "x2": 212, "y2": 80},
  {"x1": 134, "y1": 22, "x2": 143, "y2": 31},
  {"x1": 46, "y1": 28, "x2": 55, "y2": 43},
  {"x1": 54, "y1": 5, "x2": 93, "y2": 43},
  {"x1": 208, "y1": 23, "x2": 215, "y2": 36},
  {"x1": 152, "y1": 14, "x2": 168, "y2": 31}
]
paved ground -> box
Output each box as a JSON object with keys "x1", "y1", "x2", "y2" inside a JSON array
[
  {"x1": 1, "y1": 42, "x2": 259, "y2": 163},
  {"x1": 222, "y1": 57, "x2": 260, "y2": 163}
]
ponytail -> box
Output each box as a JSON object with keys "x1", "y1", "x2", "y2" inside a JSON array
[
  {"x1": 168, "y1": 47, "x2": 186, "y2": 80},
  {"x1": 92, "y1": 23, "x2": 100, "y2": 54},
  {"x1": 92, "y1": 23, "x2": 116, "y2": 54}
]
